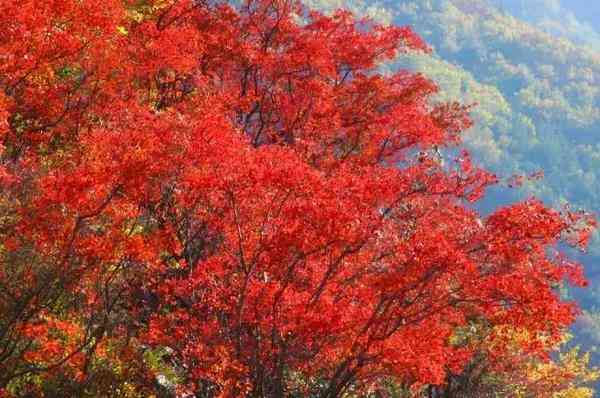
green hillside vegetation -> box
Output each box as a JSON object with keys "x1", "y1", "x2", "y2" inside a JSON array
[
  {"x1": 391, "y1": 0, "x2": 600, "y2": 213},
  {"x1": 489, "y1": 0, "x2": 600, "y2": 49}
]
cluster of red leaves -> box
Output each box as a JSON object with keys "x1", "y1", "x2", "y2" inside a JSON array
[{"x1": 0, "y1": 0, "x2": 595, "y2": 396}]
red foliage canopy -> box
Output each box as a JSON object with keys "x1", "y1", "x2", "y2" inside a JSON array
[{"x1": 0, "y1": 0, "x2": 595, "y2": 396}]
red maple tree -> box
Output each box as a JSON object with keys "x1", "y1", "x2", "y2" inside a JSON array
[{"x1": 0, "y1": 0, "x2": 595, "y2": 396}]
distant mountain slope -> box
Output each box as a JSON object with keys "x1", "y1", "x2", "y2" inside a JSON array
[
  {"x1": 489, "y1": 0, "x2": 600, "y2": 49},
  {"x1": 391, "y1": 0, "x2": 600, "y2": 211}
]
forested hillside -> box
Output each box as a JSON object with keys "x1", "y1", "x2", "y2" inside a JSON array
[
  {"x1": 490, "y1": 0, "x2": 600, "y2": 49},
  {"x1": 394, "y1": 0, "x2": 600, "y2": 217}
]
